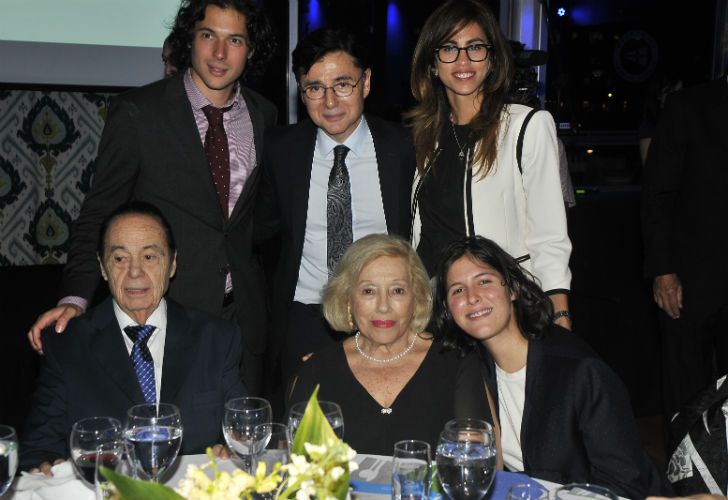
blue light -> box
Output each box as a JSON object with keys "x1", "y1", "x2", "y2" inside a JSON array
[
  {"x1": 308, "y1": 0, "x2": 322, "y2": 30},
  {"x1": 386, "y1": 1, "x2": 404, "y2": 50},
  {"x1": 557, "y1": 7, "x2": 566, "y2": 17}
]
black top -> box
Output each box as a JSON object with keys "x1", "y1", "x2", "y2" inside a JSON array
[
  {"x1": 288, "y1": 340, "x2": 491, "y2": 456},
  {"x1": 417, "y1": 123, "x2": 473, "y2": 276}
]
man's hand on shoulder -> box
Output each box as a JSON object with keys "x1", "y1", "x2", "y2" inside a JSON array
[
  {"x1": 653, "y1": 273, "x2": 683, "y2": 319},
  {"x1": 28, "y1": 304, "x2": 84, "y2": 354}
]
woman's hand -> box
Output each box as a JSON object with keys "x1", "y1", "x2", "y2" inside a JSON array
[
  {"x1": 210, "y1": 443, "x2": 233, "y2": 459},
  {"x1": 30, "y1": 458, "x2": 66, "y2": 475}
]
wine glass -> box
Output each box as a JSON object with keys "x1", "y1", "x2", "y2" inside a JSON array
[
  {"x1": 507, "y1": 482, "x2": 549, "y2": 500},
  {"x1": 0, "y1": 425, "x2": 18, "y2": 497},
  {"x1": 287, "y1": 400, "x2": 344, "y2": 439},
  {"x1": 124, "y1": 403, "x2": 183, "y2": 482},
  {"x1": 435, "y1": 418, "x2": 496, "y2": 500},
  {"x1": 253, "y1": 423, "x2": 291, "y2": 473},
  {"x1": 392, "y1": 440, "x2": 431, "y2": 500},
  {"x1": 223, "y1": 397, "x2": 272, "y2": 473},
  {"x1": 554, "y1": 483, "x2": 618, "y2": 500},
  {"x1": 69, "y1": 417, "x2": 123, "y2": 499}
]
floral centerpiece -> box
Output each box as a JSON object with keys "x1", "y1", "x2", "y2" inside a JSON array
[{"x1": 102, "y1": 387, "x2": 357, "y2": 499}]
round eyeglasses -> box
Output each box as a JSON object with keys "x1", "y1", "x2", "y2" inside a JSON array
[
  {"x1": 435, "y1": 43, "x2": 493, "y2": 63},
  {"x1": 301, "y1": 73, "x2": 366, "y2": 100}
]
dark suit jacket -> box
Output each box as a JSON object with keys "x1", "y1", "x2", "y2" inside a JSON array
[
  {"x1": 20, "y1": 298, "x2": 247, "y2": 469},
  {"x1": 60, "y1": 73, "x2": 277, "y2": 355},
  {"x1": 480, "y1": 326, "x2": 670, "y2": 498},
  {"x1": 641, "y1": 76, "x2": 728, "y2": 317},
  {"x1": 255, "y1": 115, "x2": 415, "y2": 356}
]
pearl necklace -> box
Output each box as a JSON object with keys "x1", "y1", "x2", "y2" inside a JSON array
[{"x1": 354, "y1": 331, "x2": 418, "y2": 364}]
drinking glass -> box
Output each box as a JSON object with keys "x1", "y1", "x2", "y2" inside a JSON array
[
  {"x1": 69, "y1": 417, "x2": 123, "y2": 498},
  {"x1": 253, "y1": 423, "x2": 291, "y2": 473},
  {"x1": 287, "y1": 400, "x2": 344, "y2": 439},
  {"x1": 392, "y1": 440, "x2": 431, "y2": 500},
  {"x1": 223, "y1": 397, "x2": 272, "y2": 473},
  {"x1": 0, "y1": 425, "x2": 18, "y2": 496},
  {"x1": 435, "y1": 418, "x2": 496, "y2": 500},
  {"x1": 507, "y1": 482, "x2": 549, "y2": 500},
  {"x1": 554, "y1": 483, "x2": 618, "y2": 500},
  {"x1": 124, "y1": 403, "x2": 183, "y2": 482}
]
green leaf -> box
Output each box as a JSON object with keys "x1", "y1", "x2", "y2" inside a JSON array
[
  {"x1": 100, "y1": 466, "x2": 185, "y2": 500},
  {"x1": 291, "y1": 385, "x2": 337, "y2": 454}
]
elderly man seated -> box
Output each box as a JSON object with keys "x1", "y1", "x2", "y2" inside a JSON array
[{"x1": 20, "y1": 201, "x2": 247, "y2": 471}]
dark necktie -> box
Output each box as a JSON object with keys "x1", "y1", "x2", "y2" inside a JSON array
[
  {"x1": 327, "y1": 145, "x2": 352, "y2": 273},
  {"x1": 124, "y1": 324, "x2": 157, "y2": 404},
  {"x1": 202, "y1": 104, "x2": 232, "y2": 218}
]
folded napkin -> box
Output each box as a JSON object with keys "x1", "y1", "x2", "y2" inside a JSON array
[{"x1": 13, "y1": 461, "x2": 93, "y2": 500}]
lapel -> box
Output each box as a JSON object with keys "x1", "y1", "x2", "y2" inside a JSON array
[
  {"x1": 290, "y1": 121, "x2": 319, "y2": 258},
  {"x1": 369, "y1": 115, "x2": 399, "y2": 233},
  {"x1": 229, "y1": 87, "x2": 265, "y2": 223},
  {"x1": 161, "y1": 75, "x2": 223, "y2": 221},
  {"x1": 160, "y1": 299, "x2": 197, "y2": 404},
  {"x1": 88, "y1": 298, "x2": 145, "y2": 405}
]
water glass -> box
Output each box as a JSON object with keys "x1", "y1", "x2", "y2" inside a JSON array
[
  {"x1": 435, "y1": 418, "x2": 496, "y2": 500},
  {"x1": 507, "y1": 482, "x2": 549, "y2": 500},
  {"x1": 125, "y1": 403, "x2": 183, "y2": 482},
  {"x1": 392, "y1": 440, "x2": 431, "y2": 500},
  {"x1": 253, "y1": 423, "x2": 291, "y2": 473},
  {"x1": 69, "y1": 417, "x2": 123, "y2": 498},
  {"x1": 0, "y1": 425, "x2": 18, "y2": 496},
  {"x1": 554, "y1": 483, "x2": 618, "y2": 500},
  {"x1": 223, "y1": 397, "x2": 272, "y2": 473},
  {"x1": 287, "y1": 400, "x2": 344, "y2": 439}
]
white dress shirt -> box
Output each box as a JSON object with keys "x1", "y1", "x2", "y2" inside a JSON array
[
  {"x1": 114, "y1": 298, "x2": 168, "y2": 404},
  {"x1": 294, "y1": 117, "x2": 388, "y2": 304}
]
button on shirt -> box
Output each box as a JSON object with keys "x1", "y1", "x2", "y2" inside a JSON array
[
  {"x1": 114, "y1": 299, "x2": 168, "y2": 403},
  {"x1": 294, "y1": 117, "x2": 388, "y2": 304}
]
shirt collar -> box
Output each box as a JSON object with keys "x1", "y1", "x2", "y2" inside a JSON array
[
  {"x1": 183, "y1": 68, "x2": 242, "y2": 111},
  {"x1": 113, "y1": 297, "x2": 167, "y2": 334},
  {"x1": 316, "y1": 115, "x2": 369, "y2": 159}
]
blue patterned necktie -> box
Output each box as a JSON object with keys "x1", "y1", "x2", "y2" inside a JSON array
[
  {"x1": 123, "y1": 325, "x2": 157, "y2": 404},
  {"x1": 327, "y1": 145, "x2": 352, "y2": 273}
]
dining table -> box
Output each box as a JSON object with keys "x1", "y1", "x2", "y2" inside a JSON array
[{"x1": 8, "y1": 453, "x2": 565, "y2": 500}]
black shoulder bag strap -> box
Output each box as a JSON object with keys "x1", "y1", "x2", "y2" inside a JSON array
[{"x1": 516, "y1": 108, "x2": 538, "y2": 175}]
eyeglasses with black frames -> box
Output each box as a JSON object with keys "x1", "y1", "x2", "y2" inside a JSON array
[
  {"x1": 435, "y1": 43, "x2": 493, "y2": 63},
  {"x1": 300, "y1": 73, "x2": 366, "y2": 100}
]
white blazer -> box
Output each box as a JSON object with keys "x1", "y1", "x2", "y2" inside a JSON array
[{"x1": 411, "y1": 104, "x2": 572, "y2": 292}]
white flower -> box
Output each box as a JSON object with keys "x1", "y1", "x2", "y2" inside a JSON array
[
  {"x1": 303, "y1": 442, "x2": 327, "y2": 457},
  {"x1": 329, "y1": 466, "x2": 345, "y2": 481}
]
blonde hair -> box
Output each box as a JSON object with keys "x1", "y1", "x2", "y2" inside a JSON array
[{"x1": 323, "y1": 234, "x2": 432, "y2": 334}]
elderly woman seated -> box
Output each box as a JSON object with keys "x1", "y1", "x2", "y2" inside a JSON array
[
  {"x1": 288, "y1": 234, "x2": 489, "y2": 455},
  {"x1": 432, "y1": 235, "x2": 671, "y2": 498}
]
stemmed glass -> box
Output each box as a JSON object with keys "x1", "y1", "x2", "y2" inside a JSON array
[
  {"x1": 435, "y1": 418, "x2": 496, "y2": 500},
  {"x1": 554, "y1": 483, "x2": 618, "y2": 500},
  {"x1": 69, "y1": 417, "x2": 123, "y2": 499},
  {"x1": 223, "y1": 397, "x2": 272, "y2": 473},
  {"x1": 287, "y1": 400, "x2": 344, "y2": 439},
  {"x1": 0, "y1": 425, "x2": 18, "y2": 497},
  {"x1": 252, "y1": 423, "x2": 292, "y2": 473},
  {"x1": 124, "y1": 403, "x2": 183, "y2": 482},
  {"x1": 507, "y1": 482, "x2": 549, "y2": 500}
]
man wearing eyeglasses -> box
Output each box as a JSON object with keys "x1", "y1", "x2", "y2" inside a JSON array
[{"x1": 256, "y1": 28, "x2": 415, "y2": 388}]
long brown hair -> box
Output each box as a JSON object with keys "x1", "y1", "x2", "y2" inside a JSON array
[{"x1": 406, "y1": 0, "x2": 513, "y2": 177}]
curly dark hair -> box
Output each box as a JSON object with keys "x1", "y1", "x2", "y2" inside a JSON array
[
  {"x1": 167, "y1": 0, "x2": 276, "y2": 81},
  {"x1": 432, "y1": 236, "x2": 553, "y2": 356}
]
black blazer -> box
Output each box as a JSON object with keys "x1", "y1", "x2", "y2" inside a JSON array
[
  {"x1": 256, "y1": 115, "x2": 416, "y2": 354},
  {"x1": 641, "y1": 76, "x2": 728, "y2": 317},
  {"x1": 480, "y1": 326, "x2": 670, "y2": 498},
  {"x1": 20, "y1": 298, "x2": 247, "y2": 469},
  {"x1": 60, "y1": 73, "x2": 277, "y2": 355}
]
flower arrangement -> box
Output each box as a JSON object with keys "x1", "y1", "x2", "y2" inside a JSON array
[{"x1": 102, "y1": 387, "x2": 357, "y2": 499}]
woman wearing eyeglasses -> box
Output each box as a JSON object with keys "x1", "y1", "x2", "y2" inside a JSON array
[{"x1": 407, "y1": 0, "x2": 572, "y2": 328}]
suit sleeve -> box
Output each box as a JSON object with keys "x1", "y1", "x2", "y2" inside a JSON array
[
  {"x1": 575, "y1": 358, "x2": 670, "y2": 497},
  {"x1": 641, "y1": 92, "x2": 687, "y2": 277},
  {"x1": 60, "y1": 97, "x2": 140, "y2": 299},
  {"x1": 221, "y1": 323, "x2": 248, "y2": 401},
  {"x1": 253, "y1": 134, "x2": 282, "y2": 244},
  {"x1": 19, "y1": 333, "x2": 70, "y2": 469},
  {"x1": 520, "y1": 110, "x2": 572, "y2": 292}
]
